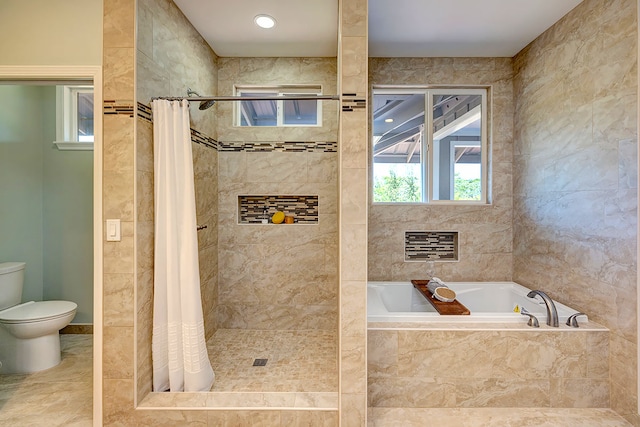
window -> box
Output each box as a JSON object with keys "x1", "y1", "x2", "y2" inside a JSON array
[
  {"x1": 54, "y1": 85, "x2": 94, "y2": 150},
  {"x1": 372, "y1": 88, "x2": 487, "y2": 203},
  {"x1": 236, "y1": 85, "x2": 322, "y2": 127}
]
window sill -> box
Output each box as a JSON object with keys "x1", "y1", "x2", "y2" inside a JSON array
[
  {"x1": 53, "y1": 141, "x2": 94, "y2": 151},
  {"x1": 372, "y1": 201, "x2": 491, "y2": 206}
]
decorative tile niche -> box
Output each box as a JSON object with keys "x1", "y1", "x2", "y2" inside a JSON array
[
  {"x1": 238, "y1": 195, "x2": 319, "y2": 224},
  {"x1": 405, "y1": 231, "x2": 458, "y2": 261}
]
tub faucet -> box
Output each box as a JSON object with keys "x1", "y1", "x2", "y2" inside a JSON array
[
  {"x1": 520, "y1": 307, "x2": 539, "y2": 328},
  {"x1": 566, "y1": 312, "x2": 585, "y2": 328},
  {"x1": 526, "y1": 290, "x2": 559, "y2": 327}
]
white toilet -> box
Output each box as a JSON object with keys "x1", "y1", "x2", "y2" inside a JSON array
[{"x1": 0, "y1": 262, "x2": 77, "y2": 374}]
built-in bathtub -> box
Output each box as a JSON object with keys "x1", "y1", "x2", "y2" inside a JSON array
[
  {"x1": 366, "y1": 281, "x2": 609, "y2": 409},
  {"x1": 368, "y1": 281, "x2": 588, "y2": 325}
]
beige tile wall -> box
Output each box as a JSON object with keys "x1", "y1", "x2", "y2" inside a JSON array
[
  {"x1": 216, "y1": 150, "x2": 338, "y2": 330},
  {"x1": 339, "y1": 0, "x2": 369, "y2": 425},
  {"x1": 368, "y1": 327, "x2": 610, "y2": 409},
  {"x1": 102, "y1": 0, "x2": 137, "y2": 424},
  {"x1": 102, "y1": 0, "x2": 638, "y2": 424},
  {"x1": 105, "y1": 1, "x2": 344, "y2": 422},
  {"x1": 103, "y1": 0, "x2": 222, "y2": 422},
  {"x1": 216, "y1": 57, "x2": 338, "y2": 142},
  {"x1": 512, "y1": 0, "x2": 638, "y2": 424},
  {"x1": 368, "y1": 58, "x2": 515, "y2": 282},
  {"x1": 215, "y1": 57, "x2": 339, "y2": 330},
  {"x1": 135, "y1": 0, "x2": 220, "y2": 405}
]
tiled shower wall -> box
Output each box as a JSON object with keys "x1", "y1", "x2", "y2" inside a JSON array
[
  {"x1": 512, "y1": 0, "x2": 638, "y2": 424},
  {"x1": 216, "y1": 57, "x2": 339, "y2": 142},
  {"x1": 216, "y1": 58, "x2": 339, "y2": 330},
  {"x1": 135, "y1": 0, "x2": 219, "y2": 405},
  {"x1": 368, "y1": 58, "x2": 515, "y2": 282}
]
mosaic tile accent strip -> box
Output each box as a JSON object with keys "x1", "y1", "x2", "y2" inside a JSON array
[
  {"x1": 137, "y1": 103, "x2": 329, "y2": 152},
  {"x1": 137, "y1": 102, "x2": 153, "y2": 123},
  {"x1": 190, "y1": 128, "x2": 218, "y2": 150},
  {"x1": 238, "y1": 195, "x2": 319, "y2": 224},
  {"x1": 136, "y1": 102, "x2": 219, "y2": 150},
  {"x1": 341, "y1": 92, "x2": 367, "y2": 112},
  {"x1": 405, "y1": 231, "x2": 458, "y2": 261},
  {"x1": 104, "y1": 100, "x2": 135, "y2": 117},
  {"x1": 219, "y1": 141, "x2": 337, "y2": 153}
]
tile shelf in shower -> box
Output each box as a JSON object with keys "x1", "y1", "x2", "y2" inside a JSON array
[
  {"x1": 238, "y1": 195, "x2": 319, "y2": 225},
  {"x1": 405, "y1": 231, "x2": 459, "y2": 261}
]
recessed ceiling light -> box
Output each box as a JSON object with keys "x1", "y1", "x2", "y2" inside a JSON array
[
  {"x1": 254, "y1": 14, "x2": 276, "y2": 29},
  {"x1": 384, "y1": 118, "x2": 394, "y2": 123}
]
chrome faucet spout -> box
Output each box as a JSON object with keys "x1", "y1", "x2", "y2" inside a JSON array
[{"x1": 526, "y1": 290, "x2": 559, "y2": 327}]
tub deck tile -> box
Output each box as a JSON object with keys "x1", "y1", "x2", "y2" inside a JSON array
[{"x1": 368, "y1": 408, "x2": 632, "y2": 426}]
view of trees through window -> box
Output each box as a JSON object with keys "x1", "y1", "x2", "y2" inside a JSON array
[{"x1": 373, "y1": 171, "x2": 481, "y2": 202}]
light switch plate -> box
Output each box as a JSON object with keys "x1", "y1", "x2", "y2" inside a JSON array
[{"x1": 106, "y1": 219, "x2": 121, "y2": 241}]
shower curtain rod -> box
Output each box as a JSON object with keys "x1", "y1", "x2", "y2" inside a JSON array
[{"x1": 151, "y1": 94, "x2": 341, "y2": 102}]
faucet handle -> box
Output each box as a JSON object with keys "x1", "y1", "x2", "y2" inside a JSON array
[
  {"x1": 520, "y1": 310, "x2": 539, "y2": 327},
  {"x1": 566, "y1": 312, "x2": 585, "y2": 328}
]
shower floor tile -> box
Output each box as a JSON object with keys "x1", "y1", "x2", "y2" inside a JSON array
[{"x1": 207, "y1": 329, "x2": 338, "y2": 392}]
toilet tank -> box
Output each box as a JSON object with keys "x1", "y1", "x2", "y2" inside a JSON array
[{"x1": 0, "y1": 262, "x2": 25, "y2": 311}]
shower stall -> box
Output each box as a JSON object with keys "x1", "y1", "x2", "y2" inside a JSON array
[
  {"x1": 147, "y1": 91, "x2": 340, "y2": 394},
  {"x1": 134, "y1": 2, "x2": 340, "y2": 404}
]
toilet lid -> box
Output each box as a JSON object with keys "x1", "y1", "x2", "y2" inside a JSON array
[{"x1": 0, "y1": 300, "x2": 77, "y2": 323}]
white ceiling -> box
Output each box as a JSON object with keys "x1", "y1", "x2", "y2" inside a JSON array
[
  {"x1": 369, "y1": 0, "x2": 584, "y2": 57},
  {"x1": 173, "y1": 0, "x2": 338, "y2": 57},
  {"x1": 174, "y1": 0, "x2": 584, "y2": 58}
]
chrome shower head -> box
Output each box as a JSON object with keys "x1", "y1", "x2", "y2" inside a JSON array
[
  {"x1": 198, "y1": 99, "x2": 216, "y2": 111},
  {"x1": 187, "y1": 88, "x2": 216, "y2": 111}
]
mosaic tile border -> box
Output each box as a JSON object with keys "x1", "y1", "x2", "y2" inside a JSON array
[
  {"x1": 137, "y1": 103, "x2": 334, "y2": 152},
  {"x1": 190, "y1": 128, "x2": 219, "y2": 150},
  {"x1": 219, "y1": 141, "x2": 337, "y2": 153},
  {"x1": 136, "y1": 102, "x2": 219, "y2": 150},
  {"x1": 238, "y1": 195, "x2": 319, "y2": 224},
  {"x1": 341, "y1": 92, "x2": 367, "y2": 112},
  {"x1": 104, "y1": 100, "x2": 135, "y2": 117},
  {"x1": 136, "y1": 102, "x2": 153, "y2": 122},
  {"x1": 405, "y1": 231, "x2": 458, "y2": 261}
]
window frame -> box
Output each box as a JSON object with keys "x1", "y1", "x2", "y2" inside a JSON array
[
  {"x1": 234, "y1": 85, "x2": 323, "y2": 128},
  {"x1": 54, "y1": 84, "x2": 94, "y2": 151},
  {"x1": 372, "y1": 86, "x2": 489, "y2": 205}
]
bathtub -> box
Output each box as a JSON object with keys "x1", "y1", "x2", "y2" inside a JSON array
[{"x1": 368, "y1": 281, "x2": 588, "y2": 324}]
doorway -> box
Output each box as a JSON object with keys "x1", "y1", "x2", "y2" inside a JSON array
[{"x1": 0, "y1": 65, "x2": 102, "y2": 425}]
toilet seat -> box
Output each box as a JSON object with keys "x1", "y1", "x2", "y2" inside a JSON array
[{"x1": 0, "y1": 301, "x2": 77, "y2": 324}]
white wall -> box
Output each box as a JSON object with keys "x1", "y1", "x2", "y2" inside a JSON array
[
  {"x1": 0, "y1": 85, "x2": 46, "y2": 302},
  {"x1": 0, "y1": 0, "x2": 101, "y2": 322},
  {"x1": 41, "y1": 87, "x2": 94, "y2": 323},
  {"x1": 0, "y1": 0, "x2": 102, "y2": 66},
  {"x1": 0, "y1": 85, "x2": 94, "y2": 322}
]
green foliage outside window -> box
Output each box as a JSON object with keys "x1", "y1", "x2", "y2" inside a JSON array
[
  {"x1": 374, "y1": 171, "x2": 481, "y2": 202},
  {"x1": 373, "y1": 170, "x2": 420, "y2": 202},
  {"x1": 454, "y1": 174, "x2": 481, "y2": 201}
]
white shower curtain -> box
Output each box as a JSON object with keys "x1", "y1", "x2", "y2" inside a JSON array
[{"x1": 151, "y1": 99, "x2": 215, "y2": 392}]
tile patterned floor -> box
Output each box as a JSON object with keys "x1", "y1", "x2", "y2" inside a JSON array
[
  {"x1": 0, "y1": 334, "x2": 93, "y2": 427},
  {"x1": 207, "y1": 329, "x2": 339, "y2": 392},
  {"x1": 2, "y1": 333, "x2": 634, "y2": 427}
]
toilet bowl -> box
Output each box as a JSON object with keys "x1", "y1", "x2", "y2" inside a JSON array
[{"x1": 0, "y1": 262, "x2": 77, "y2": 374}]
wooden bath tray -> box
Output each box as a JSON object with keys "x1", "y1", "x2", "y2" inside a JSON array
[{"x1": 411, "y1": 280, "x2": 470, "y2": 315}]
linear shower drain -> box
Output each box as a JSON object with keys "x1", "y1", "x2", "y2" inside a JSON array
[{"x1": 253, "y1": 358, "x2": 268, "y2": 366}]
